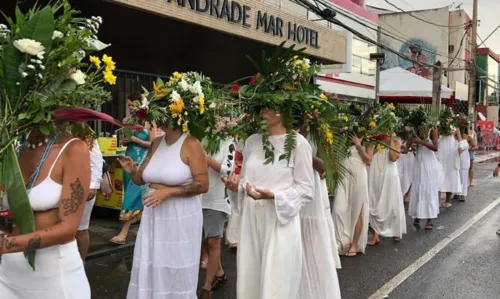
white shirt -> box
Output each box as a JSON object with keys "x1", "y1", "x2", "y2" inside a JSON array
[
  {"x1": 90, "y1": 140, "x2": 103, "y2": 190},
  {"x1": 201, "y1": 138, "x2": 236, "y2": 214}
]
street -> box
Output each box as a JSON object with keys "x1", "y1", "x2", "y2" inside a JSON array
[{"x1": 85, "y1": 162, "x2": 500, "y2": 299}]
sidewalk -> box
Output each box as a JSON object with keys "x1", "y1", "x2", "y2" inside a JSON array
[
  {"x1": 475, "y1": 150, "x2": 500, "y2": 163},
  {"x1": 87, "y1": 217, "x2": 139, "y2": 260}
]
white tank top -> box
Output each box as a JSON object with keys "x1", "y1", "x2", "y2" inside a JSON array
[
  {"x1": 2, "y1": 138, "x2": 79, "y2": 211},
  {"x1": 142, "y1": 134, "x2": 192, "y2": 186}
]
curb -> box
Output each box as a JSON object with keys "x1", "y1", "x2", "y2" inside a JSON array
[
  {"x1": 86, "y1": 242, "x2": 135, "y2": 261},
  {"x1": 476, "y1": 151, "x2": 500, "y2": 163}
]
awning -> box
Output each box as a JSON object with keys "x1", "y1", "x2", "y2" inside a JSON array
[{"x1": 379, "y1": 67, "x2": 454, "y2": 99}]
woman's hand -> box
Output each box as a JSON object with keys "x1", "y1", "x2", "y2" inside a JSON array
[
  {"x1": 143, "y1": 188, "x2": 169, "y2": 208},
  {"x1": 222, "y1": 173, "x2": 240, "y2": 192},
  {"x1": 413, "y1": 137, "x2": 423, "y2": 145},
  {"x1": 351, "y1": 135, "x2": 363, "y2": 148},
  {"x1": 245, "y1": 183, "x2": 274, "y2": 200},
  {"x1": 117, "y1": 156, "x2": 137, "y2": 174}
]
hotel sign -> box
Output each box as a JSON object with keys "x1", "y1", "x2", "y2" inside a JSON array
[{"x1": 110, "y1": 0, "x2": 347, "y2": 63}]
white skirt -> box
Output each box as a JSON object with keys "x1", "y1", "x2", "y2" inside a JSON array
[
  {"x1": 78, "y1": 198, "x2": 95, "y2": 231},
  {"x1": 225, "y1": 214, "x2": 240, "y2": 245},
  {"x1": 398, "y1": 153, "x2": 414, "y2": 195},
  {"x1": 0, "y1": 241, "x2": 90, "y2": 299},
  {"x1": 127, "y1": 194, "x2": 203, "y2": 299}
]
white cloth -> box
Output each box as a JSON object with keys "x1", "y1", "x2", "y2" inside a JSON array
[
  {"x1": 408, "y1": 143, "x2": 442, "y2": 220},
  {"x1": 89, "y1": 141, "x2": 103, "y2": 190},
  {"x1": 0, "y1": 241, "x2": 90, "y2": 299},
  {"x1": 437, "y1": 135, "x2": 462, "y2": 193},
  {"x1": 459, "y1": 140, "x2": 471, "y2": 196},
  {"x1": 297, "y1": 140, "x2": 341, "y2": 299},
  {"x1": 225, "y1": 214, "x2": 240, "y2": 245},
  {"x1": 368, "y1": 149, "x2": 407, "y2": 239},
  {"x1": 228, "y1": 133, "x2": 314, "y2": 299},
  {"x1": 397, "y1": 152, "x2": 414, "y2": 195},
  {"x1": 202, "y1": 138, "x2": 236, "y2": 214},
  {"x1": 78, "y1": 198, "x2": 96, "y2": 231},
  {"x1": 333, "y1": 146, "x2": 370, "y2": 255},
  {"x1": 127, "y1": 134, "x2": 202, "y2": 299}
]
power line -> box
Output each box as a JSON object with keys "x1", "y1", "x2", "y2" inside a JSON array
[
  {"x1": 448, "y1": 23, "x2": 471, "y2": 69},
  {"x1": 478, "y1": 25, "x2": 500, "y2": 48},
  {"x1": 383, "y1": 0, "x2": 468, "y2": 28}
]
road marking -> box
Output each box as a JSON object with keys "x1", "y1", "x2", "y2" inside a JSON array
[{"x1": 368, "y1": 196, "x2": 500, "y2": 299}]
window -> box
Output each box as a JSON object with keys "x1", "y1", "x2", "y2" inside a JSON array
[{"x1": 352, "y1": 38, "x2": 376, "y2": 75}]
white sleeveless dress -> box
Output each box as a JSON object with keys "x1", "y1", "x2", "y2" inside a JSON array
[
  {"x1": 0, "y1": 139, "x2": 90, "y2": 299},
  {"x1": 368, "y1": 149, "x2": 407, "y2": 239},
  {"x1": 437, "y1": 135, "x2": 462, "y2": 194},
  {"x1": 333, "y1": 146, "x2": 370, "y2": 255},
  {"x1": 408, "y1": 142, "x2": 442, "y2": 220},
  {"x1": 459, "y1": 140, "x2": 471, "y2": 197},
  {"x1": 127, "y1": 134, "x2": 203, "y2": 299},
  {"x1": 298, "y1": 141, "x2": 341, "y2": 299}
]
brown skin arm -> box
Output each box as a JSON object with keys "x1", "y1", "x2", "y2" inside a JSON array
[
  {"x1": 123, "y1": 136, "x2": 162, "y2": 186},
  {"x1": 149, "y1": 136, "x2": 209, "y2": 197},
  {"x1": 207, "y1": 157, "x2": 222, "y2": 173},
  {"x1": 312, "y1": 155, "x2": 325, "y2": 175},
  {"x1": 411, "y1": 129, "x2": 439, "y2": 152},
  {"x1": 0, "y1": 140, "x2": 91, "y2": 254}
]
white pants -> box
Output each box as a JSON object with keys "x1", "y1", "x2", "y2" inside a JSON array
[
  {"x1": 78, "y1": 198, "x2": 95, "y2": 231},
  {"x1": 0, "y1": 241, "x2": 90, "y2": 299}
]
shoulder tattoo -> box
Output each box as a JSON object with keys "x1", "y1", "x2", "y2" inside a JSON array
[{"x1": 61, "y1": 178, "x2": 85, "y2": 216}]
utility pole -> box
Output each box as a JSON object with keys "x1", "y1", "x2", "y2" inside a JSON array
[
  {"x1": 432, "y1": 61, "x2": 443, "y2": 115},
  {"x1": 468, "y1": 0, "x2": 479, "y2": 122},
  {"x1": 374, "y1": 27, "x2": 382, "y2": 104}
]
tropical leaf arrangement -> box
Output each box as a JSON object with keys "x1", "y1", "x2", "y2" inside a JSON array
[
  {"x1": 407, "y1": 105, "x2": 434, "y2": 139},
  {"x1": 0, "y1": 1, "x2": 130, "y2": 269},
  {"x1": 438, "y1": 107, "x2": 456, "y2": 136}
]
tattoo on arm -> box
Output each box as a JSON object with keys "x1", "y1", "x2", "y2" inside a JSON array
[
  {"x1": 179, "y1": 182, "x2": 205, "y2": 197},
  {"x1": 61, "y1": 178, "x2": 85, "y2": 216},
  {"x1": 0, "y1": 235, "x2": 20, "y2": 253},
  {"x1": 25, "y1": 235, "x2": 41, "y2": 252},
  {"x1": 192, "y1": 172, "x2": 208, "y2": 178}
]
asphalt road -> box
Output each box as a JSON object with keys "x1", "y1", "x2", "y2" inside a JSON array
[{"x1": 85, "y1": 162, "x2": 500, "y2": 299}]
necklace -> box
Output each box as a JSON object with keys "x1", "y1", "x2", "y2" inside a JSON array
[{"x1": 23, "y1": 132, "x2": 61, "y2": 192}]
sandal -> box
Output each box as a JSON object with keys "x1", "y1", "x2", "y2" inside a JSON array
[
  {"x1": 198, "y1": 288, "x2": 212, "y2": 299},
  {"x1": 109, "y1": 235, "x2": 126, "y2": 245},
  {"x1": 344, "y1": 251, "x2": 358, "y2": 257},
  {"x1": 442, "y1": 202, "x2": 452, "y2": 208},
  {"x1": 425, "y1": 223, "x2": 433, "y2": 230},
  {"x1": 211, "y1": 274, "x2": 228, "y2": 290},
  {"x1": 367, "y1": 238, "x2": 380, "y2": 246},
  {"x1": 458, "y1": 196, "x2": 465, "y2": 202},
  {"x1": 393, "y1": 237, "x2": 401, "y2": 242}
]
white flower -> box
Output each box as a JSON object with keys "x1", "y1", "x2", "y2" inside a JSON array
[
  {"x1": 86, "y1": 19, "x2": 92, "y2": 25},
  {"x1": 78, "y1": 26, "x2": 86, "y2": 31},
  {"x1": 303, "y1": 58, "x2": 311, "y2": 67},
  {"x1": 39, "y1": 65, "x2": 45, "y2": 70},
  {"x1": 178, "y1": 79, "x2": 189, "y2": 91},
  {"x1": 189, "y1": 81, "x2": 203, "y2": 95},
  {"x1": 21, "y1": 72, "x2": 28, "y2": 78},
  {"x1": 16, "y1": 82, "x2": 20, "y2": 85},
  {"x1": 170, "y1": 90, "x2": 181, "y2": 102},
  {"x1": 92, "y1": 16, "x2": 103, "y2": 24},
  {"x1": 38, "y1": 73, "x2": 43, "y2": 79},
  {"x1": 69, "y1": 69, "x2": 87, "y2": 85},
  {"x1": 0, "y1": 24, "x2": 7, "y2": 30},
  {"x1": 209, "y1": 102, "x2": 216, "y2": 109},
  {"x1": 36, "y1": 60, "x2": 43, "y2": 64},
  {"x1": 27, "y1": 64, "x2": 35, "y2": 70},
  {"x1": 140, "y1": 95, "x2": 149, "y2": 109},
  {"x1": 13, "y1": 39, "x2": 45, "y2": 56},
  {"x1": 36, "y1": 51, "x2": 45, "y2": 60},
  {"x1": 52, "y1": 30, "x2": 63, "y2": 40},
  {"x1": 193, "y1": 95, "x2": 203, "y2": 103}
]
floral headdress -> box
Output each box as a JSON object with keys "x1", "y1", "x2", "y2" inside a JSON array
[
  {"x1": 438, "y1": 107, "x2": 456, "y2": 136},
  {"x1": 0, "y1": 1, "x2": 131, "y2": 268},
  {"x1": 230, "y1": 43, "x2": 351, "y2": 191},
  {"x1": 407, "y1": 105, "x2": 434, "y2": 139},
  {"x1": 130, "y1": 71, "x2": 213, "y2": 141}
]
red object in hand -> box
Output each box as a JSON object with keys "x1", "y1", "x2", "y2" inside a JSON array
[
  {"x1": 372, "y1": 134, "x2": 389, "y2": 141},
  {"x1": 233, "y1": 152, "x2": 241, "y2": 175}
]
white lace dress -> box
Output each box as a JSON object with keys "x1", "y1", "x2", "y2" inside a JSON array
[
  {"x1": 228, "y1": 133, "x2": 314, "y2": 299},
  {"x1": 369, "y1": 149, "x2": 407, "y2": 239},
  {"x1": 397, "y1": 145, "x2": 414, "y2": 195},
  {"x1": 333, "y1": 146, "x2": 370, "y2": 255},
  {"x1": 459, "y1": 140, "x2": 471, "y2": 197}
]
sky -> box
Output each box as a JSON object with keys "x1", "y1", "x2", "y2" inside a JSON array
[{"x1": 366, "y1": 0, "x2": 500, "y2": 53}]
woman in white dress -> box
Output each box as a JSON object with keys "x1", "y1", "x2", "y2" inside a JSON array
[
  {"x1": 118, "y1": 127, "x2": 209, "y2": 299},
  {"x1": 224, "y1": 108, "x2": 314, "y2": 299},
  {"x1": 437, "y1": 128, "x2": 462, "y2": 208},
  {"x1": 0, "y1": 132, "x2": 91, "y2": 299},
  {"x1": 458, "y1": 128, "x2": 471, "y2": 202},
  {"x1": 225, "y1": 140, "x2": 244, "y2": 250},
  {"x1": 333, "y1": 136, "x2": 373, "y2": 256},
  {"x1": 297, "y1": 123, "x2": 341, "y2": 299},
  {"x1": 368, "y1": 134, "x2": 406, "y2": 245},
  {"x1": 398, "y1": 140, "x2": 414, "y2": 205},
  {"x1": 408, "y1": 128, "x2": 441, "y2": 230}
]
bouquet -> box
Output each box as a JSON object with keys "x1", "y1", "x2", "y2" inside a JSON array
[
  {"x1": 438, "y1": 108, "x2": 456, "y2": 136},
  {"x1": 0, "y1": 1, "x2": 133, "y2": 268},
  {"x1": 453, "y1": 113, "x2": 469, "y2": 129},
  {"x1": 407, "y1": 106, "x2": 433, "y2": 140}
]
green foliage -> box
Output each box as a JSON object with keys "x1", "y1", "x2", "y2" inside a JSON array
[{"x1": 438, "y1": 108, "x2": 455, "y2": 135}]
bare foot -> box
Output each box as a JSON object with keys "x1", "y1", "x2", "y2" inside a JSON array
[
  {"x1": 345, "y1": 245, "x2": 359, "y2": 257},
  {"x1": 200, "y1": 260, "x2": 208, "y2": 270},
  {"x1": 367, "y1": 236, "x2": 380, "y2": 246}
]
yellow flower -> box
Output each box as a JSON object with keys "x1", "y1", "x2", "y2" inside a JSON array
[
  {"x1": 369, "y1": 121, "x2": 376, "y2": 128},
  {"x1": 343, "y1": 126, "x2": 348, "y2": 131},
  {"x1": 376, "y1": 144, "x2": 385, "y2": 153},
  {"x1": 169, "y1": 71, "x2": 182, "y2": 84},
  {"x1": 152, "y1": 82, "x2": 170, "y2": 99},
  {"x1": 387, "y1": 103, "x2": 395, "y2": 111},
  {"x1": 103, "y1": 70, "x2": 117, "y2": 85},
  {"x1": 294, "y1": 59, "x2": 302, "y2": 66},
  {"x1": 102, "y1": 54, "x2": 116, "y2": 72},
  {"x1": 182, "y1": 121, "x2": 189, "y2": 133},
  {"x1": 320, "y1": 93, "x2": 327, "y2": 100},
  {"x1": 169, "y1": 99, "x2": 185, "y2": 115},
  {"x1": 340, "y1": 116, "x2": 349, "y2": 122},
  {"x1": 89, "y1": 56, "x2": 101, "y2": 68},
  {"x1": 293, "y1": 55, "x2": 299, "y2": 60},
  {"x1": 301, "y1": 63, "x2": 308, "y2": 70}
]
